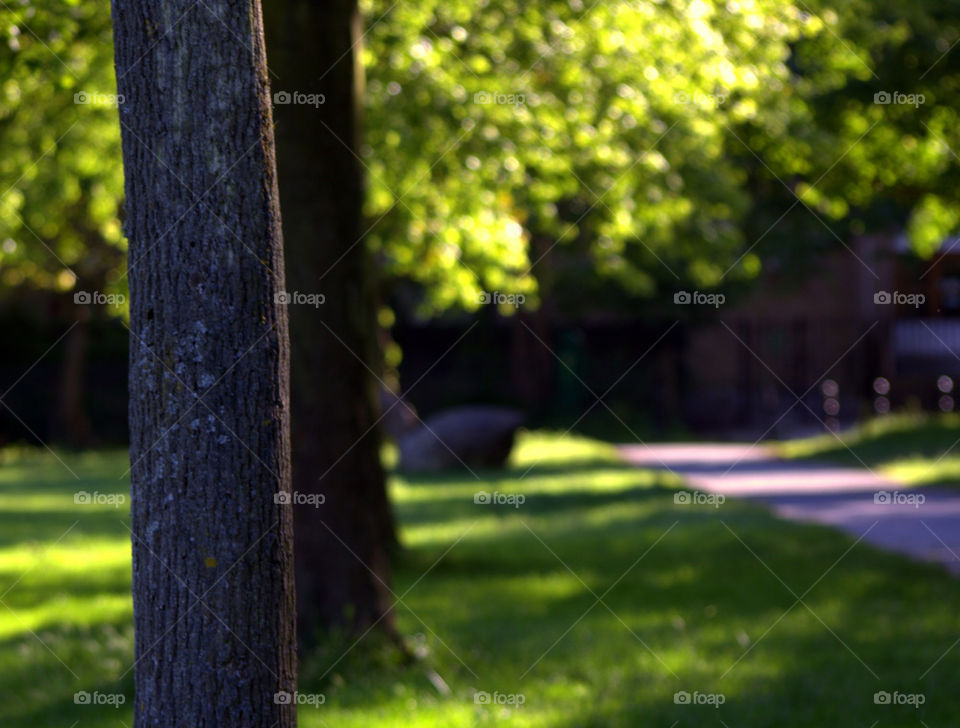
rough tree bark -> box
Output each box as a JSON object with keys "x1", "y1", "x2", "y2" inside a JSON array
[
  {"x1": 112, "y1": 1, "x2": 297, "y2": 725},
  {"x1": 263, "y1": 0, "x2": 398, "y2": 641}
]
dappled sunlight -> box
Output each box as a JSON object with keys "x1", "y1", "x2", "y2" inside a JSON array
[
  {"x1": 886, "y1": 457, "x2": 960, "y2": 486},
  {"x1": 509, "y1": 431, "x2": 621, "y2": 468},
  {"x1": 4, "y1": 435, "x2": 960, "y2": 724},
  {"x1": 0, "y1": 541, "x2": 129, "y2": 577},
  {"x1": 0, "y1": 593, "x2": 131, "y2": 640},
  {"x1": 8, "y1": 0, "x2": 960, "y2": 721},
  {"x1": 780, "y1": 413, "x2": 960, "y2": 489},
  {"x1": 295, "y1": 433, "x2": 960, "y2": 726}
]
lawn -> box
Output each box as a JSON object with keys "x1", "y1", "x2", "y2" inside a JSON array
[
  {"x1": 2, "y1": 432, "x2": 959, "y2": 726},
  {"x1": 779, "y1": 412, "x2": 960, "y2": 489}
]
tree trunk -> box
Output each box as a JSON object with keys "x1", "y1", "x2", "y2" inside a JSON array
[
  {"x1": 263, "y1": 0, "x2": 398, "y2": 642},
  {"x1": 56, "y1": 312, "x2": 91, "y2": 447},
  {"x1": 112, "y1": 2, "x2": 297, "y2": 726}
]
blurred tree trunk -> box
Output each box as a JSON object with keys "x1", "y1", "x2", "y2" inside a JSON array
[
  {"x1": 264, "y1": 0, "x2": 398, "y2": 642},
  {"x1": 112, "y1": 1, "x2": 297, "y2": 725},
  {"x1": 513, "y1": 232, "x2": 558, "y2": 415},
  {"x1": 56, "y1": 312, "x2": 91, "y2": 447}
]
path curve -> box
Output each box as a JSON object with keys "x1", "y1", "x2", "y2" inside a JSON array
[{"x1": 619, "y1": 443, "x2": 960, "y2": 575}]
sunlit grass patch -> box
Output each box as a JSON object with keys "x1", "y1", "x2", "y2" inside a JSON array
[
  {"x1": 2, "y1": 433, "x2": 960, "y2": 726},
  {"x1": 779, "y1": 412, "x2": 960, "y2": 488}
]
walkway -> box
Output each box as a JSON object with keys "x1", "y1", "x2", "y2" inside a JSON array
[{"x1": 619, "y1": 443, "x2": 960, "y2": 575}]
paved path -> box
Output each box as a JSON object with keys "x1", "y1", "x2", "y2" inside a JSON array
[{"x1": 619, "y1": 443, "x2": 960, "y2": 575}]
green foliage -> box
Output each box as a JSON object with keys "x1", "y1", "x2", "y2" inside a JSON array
[
  {"x1": 742, "y1": 0, "x2": 960, "y2": 260},
  {"x1": 7, "y1": 0, "x2": 960, "y2": 315},
  {"x1": 362, "y1": 0, "x2": 839, "y2": 311},
  {"x1": 360, "y1": 0, "x2": 960, "y2": 313},
  {"x1": 909, "y1": 195, "x2": 960, "y2": 257},
  {"x1": 0, "y1": 1, "x2": 125, "y2": 304}
]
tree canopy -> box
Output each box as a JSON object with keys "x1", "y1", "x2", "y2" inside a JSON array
[
  {"x1": 0, "y1": 1, "x2": 124, "y2": 303},
  {"x1": 4, "y1": 0, "x2": 960, "y2": 314},
  {"x1": 361, "y1": 0, "x2": 960, "y2": 314}
]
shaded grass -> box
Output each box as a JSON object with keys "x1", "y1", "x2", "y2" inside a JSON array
[
  {"x1": 778, "y1": 413, "x2": 960, "y2": 489},
  {"x1": 2, "y1": 432, "x2": 960, "y2": 726},
  {"x1": 0, "y1": 448, "x2": 134, "y2": 727}
]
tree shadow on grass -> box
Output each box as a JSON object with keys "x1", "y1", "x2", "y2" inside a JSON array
[
  {"x1": 0, "y1": 508, "x2": 130, "y2": 550},
  {"x1": 0, "y1": 560, "x2": 131, "y2": 612},
  {"x1": 5, "y1": 444, "x2": 960, "y2": 727},
  {"x1": 0, "y1": 616, "x2": 134, "y2": 728},
  {"x1": 392, "y1": 482, "x2": 680, "y2": 531},
  {"x1": 786, "y1": 415, "x2": 960, "y2": 471},
  {"x1": 394, "y1": 457, "x2": 659, "y2": 484},
  {"x1": 303, "y1": 485, "x2": 960, "y2": 727}
]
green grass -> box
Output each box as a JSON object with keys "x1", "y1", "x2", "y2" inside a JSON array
[
  {"x1": 778, "y1": 412, "x2": 960, "y2": 488},
  {"x1": 3, "y1": 432, "x2": 960, "y2": 725}
]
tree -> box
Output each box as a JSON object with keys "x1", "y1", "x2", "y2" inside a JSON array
[
  {"x1": 356, "y1": 0, "x2": 960, "y2": 315},
  {"x1": 0, "y1": 1, "x2": 126, "y2": 445},
  {"x1": 359, "y1": 0, "x2": 827, "y2": 312},
  {"x1": 747, "y1": 0, "x2": 960, "y2": 256},
  {"x1": 111, "y1": 2, "x2": 297, "y2": 725},
  {"x1": 263, "y1": 0, "x2": 398, "y2": 642}
]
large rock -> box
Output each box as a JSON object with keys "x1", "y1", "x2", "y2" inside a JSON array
[{"x1": 397, "y1": 406, "x2": 524, "y2": 472}]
